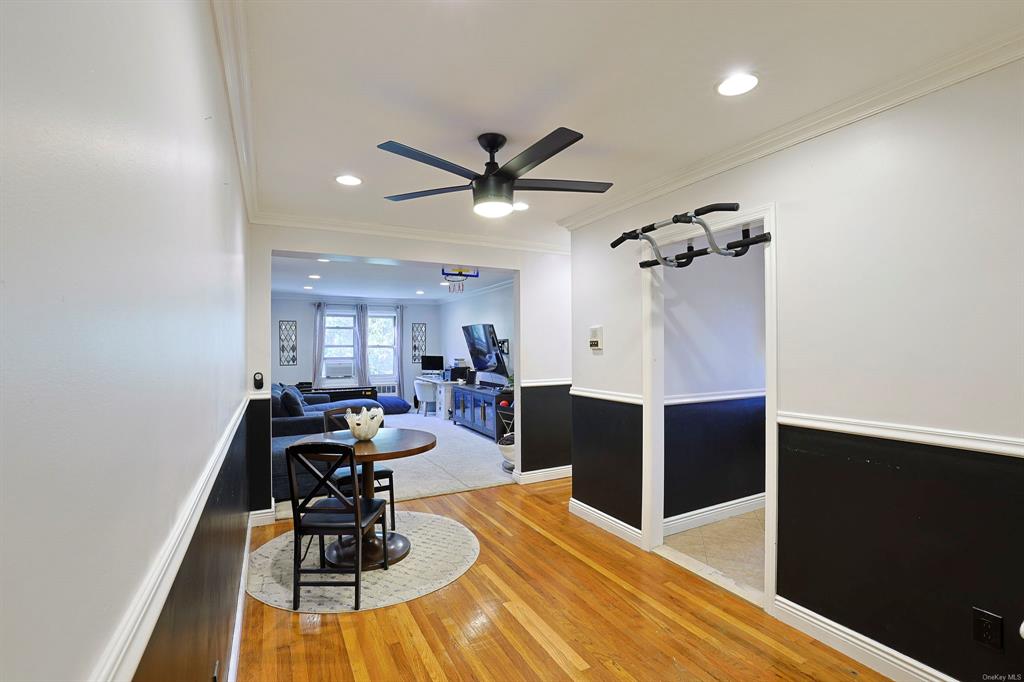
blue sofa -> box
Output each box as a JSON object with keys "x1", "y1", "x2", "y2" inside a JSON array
[
  {"x1": 270, "y1": 383, "x2": 385, "y2": 500},
  {"x1": 270, "y1": 382, "x2": 382, "y2": 437}
]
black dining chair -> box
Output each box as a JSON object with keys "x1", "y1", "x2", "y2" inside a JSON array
[
  {"x1": 284, "y1": 441, "x2": 388, "y2": 611},
  {"x1": 322, "y1": 407, "x2": 398, "y2": 529}
]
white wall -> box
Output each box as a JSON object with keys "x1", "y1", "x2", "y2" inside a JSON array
[
  {"x1": 271, "y1": 297, "x2": 316, "y2": 385},
  {"x1": 574, "y1": 60, "x2": 1024, "y2": 438},
  {"x1": 269, "y1": 296, "x2": 443, "y2": 400},
  {"x1": 1, "y1": 2, "x2": 248, "y2": 681},
  {"x1": 663, "y1": 227, "x2": 765, "y2": 397},
  {"x1": 402, "y1": 303, "x2": 442, "y2": 399},
  {"x1": 438, "y1": 283, "x2": 516, "y2": 377}
]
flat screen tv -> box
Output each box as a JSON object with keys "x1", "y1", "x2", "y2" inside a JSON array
[{"x1": 461, "y1": 324, "x2": 508, "y2": 376}]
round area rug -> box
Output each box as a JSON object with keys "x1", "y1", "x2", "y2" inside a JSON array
[{"x1": 246, "y1": 511, "x2": 479, "y2": 613}]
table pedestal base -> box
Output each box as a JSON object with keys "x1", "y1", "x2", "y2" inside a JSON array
[{"x1": 325, "y1": 531, "x2": 410, "y2": 571}]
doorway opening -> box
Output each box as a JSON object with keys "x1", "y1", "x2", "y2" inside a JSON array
[
  {"x1": 267, "y1": 252, "x2": 521, "y2": 515},
  {"x1": 643, "y1": 209, "x2": 776, "y2": 607}
]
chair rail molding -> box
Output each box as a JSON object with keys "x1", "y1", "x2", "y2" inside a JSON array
[
  {"x1": 90, "y1": 396, "x2": 250, "y2": 682},
  {"x1": 569, "y1": 385, "x2": 644, "y2": 405},
  {"x1": 777, "y1": 411, "x2": 1024, "y2": 459},
  {"x1": 513, "y1": 464, "x2": 572, "y2": 485},
  {"x1": 520, "y1": 378, "x2": 572, "y2": 388},
  {"x1": 665, "y1": 389, "x2": 766, "y2": 406},
  {"x1": 770, "y1": 597, "x2": 959, "y2": 682},
  {"x1": 559, "y1": 30, "x2": 1024, "y2": 232},
  {"x1": 568, "y1": 498, "x2": 643, "y2": 547}
]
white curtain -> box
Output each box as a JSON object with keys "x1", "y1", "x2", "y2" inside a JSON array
[
  {"x1": 395, "y1": 304, "x2": 404, "y2": 395},
  {"x1": 311, "y1": 302, "x2": 326, "y2": 388},
  {"x1": 354, "y1": 303, "x2": 369, "y2": 386}
]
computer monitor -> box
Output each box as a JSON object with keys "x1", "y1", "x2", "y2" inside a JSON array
[{"x1": 420, "y1": 355, "x2": 444, "y2": 371}]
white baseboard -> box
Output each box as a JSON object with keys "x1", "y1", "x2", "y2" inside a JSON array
[
  {"x1": 225, "y1": 516, "x2": 253, "y2": 682},
  {"x1": 663, "y1": 493, "x2": 765, "y2": 535},
  {"x1": 513, "y1": 464, "x2": 572, "y2": 484},
  {"x1": 770, "y1": 597, "x2": 957, "y2": 682},
  {"x1": 89, "y1": 396, "x2": 250, "y2": 682},
  {"x1": 568, "y1": 497, "x2": 643, "y2": 546},
  {"x1": 248, "y1": 507, "x2": 277, "y2": 527}
]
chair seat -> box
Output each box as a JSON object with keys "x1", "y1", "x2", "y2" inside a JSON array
[
  {"x1": 300, "y1": 497, "x2": 385, "y2": 531},
  {"x1": 330, "y1": 465, "x2": 393, "y2": 483}
]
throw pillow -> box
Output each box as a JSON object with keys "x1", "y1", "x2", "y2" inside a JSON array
[{"x1": 281, "y1": 386, "x2": 306, "y2": 417}]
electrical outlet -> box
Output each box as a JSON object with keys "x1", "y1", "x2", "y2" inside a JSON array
[{"x1": 973, "y1": 607, "x2": 1003, "y2": 651}]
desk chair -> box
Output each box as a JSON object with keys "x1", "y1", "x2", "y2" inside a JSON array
[{"x1": 414, "y1": 380, "x2": 437, "y2": 416}]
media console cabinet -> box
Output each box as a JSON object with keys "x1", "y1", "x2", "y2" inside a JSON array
[{"x1": 452, "y1": 384, "x2": 512, "y2": 442}]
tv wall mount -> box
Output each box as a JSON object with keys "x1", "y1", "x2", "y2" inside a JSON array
[{"x1": 610, "y1": 202, "x2": 770, "y2": 269}]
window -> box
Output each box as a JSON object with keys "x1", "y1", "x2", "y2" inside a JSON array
[
  {"x1": 324, "y1": 313, "x2": 355, "y2": 359},
  {"x1": 367, "y1": 310, "x2": 397, "y2": 381},
  {"x1": 319, "y1": 306, "x2": 399, "y2": 383}
]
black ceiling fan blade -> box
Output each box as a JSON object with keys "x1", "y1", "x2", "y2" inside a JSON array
[
  {"x1": 497, "y1": 127, "x2": 583, "y2": 180},
  {"x1": 513, "y1": 178, "x2": 613, "y2": 193},
  {"x1": 384, "y1": 184, "x2": 472, "y2": 202},
  {"x1": 377, "y1": 141, "x2": 479, "y2": 180}
]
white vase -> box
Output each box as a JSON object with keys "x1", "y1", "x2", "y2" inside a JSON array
[{"x1": 343, "y1": 406, "x2": 384, "y2": 441}]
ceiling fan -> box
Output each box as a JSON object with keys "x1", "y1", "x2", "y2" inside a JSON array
[{"x1": 377, "y1": 127, "x2": 612, "y2": 218}]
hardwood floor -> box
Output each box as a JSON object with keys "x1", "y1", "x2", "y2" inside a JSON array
[{"x1": 238, "y1": 480, "x2": 885, "y2": 681}]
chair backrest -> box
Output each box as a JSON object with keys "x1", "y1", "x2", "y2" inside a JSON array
[
  {"x1": 284, "y1": 441, "x2": 362, "y2": 531},
  {"x1": 322, "y1": 407, "x2": 350, "y2": 433},
  {"x1": 414, "y1": 380, "x2": 436, "y2": 402}
]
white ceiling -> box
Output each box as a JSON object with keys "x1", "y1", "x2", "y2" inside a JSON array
[
  {"x1": 271, "y1": 252, "x2": 514, "y2": 301},
  {"x1": 241, "y1": 1, "x2": 1020, "y2": 249}
]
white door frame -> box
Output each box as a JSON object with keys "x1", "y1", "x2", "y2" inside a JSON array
[{"x1": 639, "y1": 202, "x2": 779, "y2": 607}]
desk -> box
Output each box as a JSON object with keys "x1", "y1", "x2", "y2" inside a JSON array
[{"x1": 415, "y1": 375, "x2": 459, "y2": 419}]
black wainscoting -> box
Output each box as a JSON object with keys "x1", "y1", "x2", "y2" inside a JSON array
[
  {"x1": 570, "y1": 395, "x2": 643, "y2": 528},
  {"x1": 134, "y1": 410, "x2": 249, "y2": 682},
  {"x1": 778, "y1": 425, "x2": 1024, "y2": 680},
  {"x1": 521, "y1": 384, "x2": 571, "y2": 472},
  {"x1": 664, "y1": 397, "x2": 765, "y2": 517},
  {"x1": 246, "y1": 397, "x2": 271, "y2": 511}
]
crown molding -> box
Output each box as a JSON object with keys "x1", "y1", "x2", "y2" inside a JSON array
[
  {"x1": 270, "y1": 292, "x2": 442, "y2": 306},
  {"x1": 436, "y1": 279, "x2": 514, "y2": 305},
  {"x1": 211, "y1": 0, "x2": 259, "y2": 219},
  {"x1": 250, "y1": 210, "x2": 570, "y2": 256},
  {"x1": 560, "y1": 30, "x2": 1024, "y2": 232}
]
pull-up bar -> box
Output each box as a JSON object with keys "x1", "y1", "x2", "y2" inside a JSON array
[{"x1": 609, "y1": 202, "x2": 771, "y2": 269}]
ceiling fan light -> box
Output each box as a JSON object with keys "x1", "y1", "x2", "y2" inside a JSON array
[{"x1": 473, "y1": 201, "x2": 514, "y2": 218}]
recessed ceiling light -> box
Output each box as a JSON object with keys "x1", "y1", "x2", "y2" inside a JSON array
[
  {"x1": 335, "y1": 174, "x2": 362, "y2": 186},
  {"x1": 717, "y1": 73, "x2": 758, "y2": 96},
  {"x1": 316, "y1": 258, "x2": 330, "y2": 262},
  {"x1": 415, "y1": 290, "x2": 425, "y2": 295},
  {"x1": 303, "y1": 286, "x2": 313, "y2": 290},
  {"x1": 308, "y1": 274, "x2": 321, "y2": 279},
  {"x1": 440, "y1": 282, "x2": 450, "y2": 286},
  {"x1": 512, "y1": 201, "x2": 529, "y2": 211}
]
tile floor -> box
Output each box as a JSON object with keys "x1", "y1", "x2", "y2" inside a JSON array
[{"x1": 662, "y1": 508, "x2": 765, "y2": 590}]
